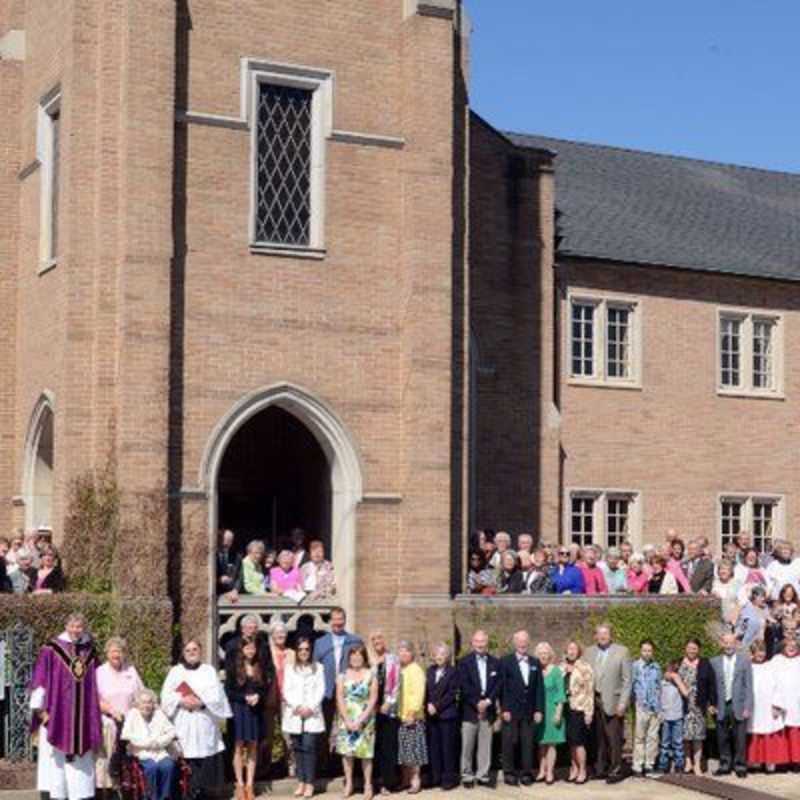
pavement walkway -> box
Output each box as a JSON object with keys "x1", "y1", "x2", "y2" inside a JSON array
[{"x1": 2, "y1": 774, "x2": 800, "y2": 800}]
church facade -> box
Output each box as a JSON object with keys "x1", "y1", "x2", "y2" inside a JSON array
[{"x1": 2, "y1": 0, "x2": 799, "y2": 645}]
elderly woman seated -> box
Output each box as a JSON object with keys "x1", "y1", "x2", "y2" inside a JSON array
[
  {"x1": 8, "y1": 548, "x2": 36, "y2": 593},
  {"x1": 300, "y1": 540, "x2": 336, "y2": 599},
  {"x1": 121, "y1": 688, "x2": 180, "y2": 800}
]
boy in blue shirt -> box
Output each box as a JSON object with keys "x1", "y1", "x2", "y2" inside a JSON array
[{"x1": 631, "y1": 640, "x2": 662, "y2": 776}]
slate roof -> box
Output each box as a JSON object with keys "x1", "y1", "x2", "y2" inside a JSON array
[{"x1": 507, "y1": 132, "x2": 800, "y2": 282}]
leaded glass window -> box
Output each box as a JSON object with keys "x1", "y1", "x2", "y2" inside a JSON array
[
  {"x1": 753, "y1": 319, "x2": 775, "y2": 390},
  {"x1": 606, "y1": 305, "x2": 631, "y2": 379},
  {"x1": 570, "y1": 496, "x2": 595, "y2": 546},
  {"x1": 720, "y1": 317, "x2": 741, "y2": 388},
  {"x1": 571, "y1": 302, "x2": 595, "y2": 377},
  {"x1": 254, "y1": 83, "x2": 313, "y2": 247},
  {"x1": 606, "y1": 497, "x2": 629, "y2": 549}
]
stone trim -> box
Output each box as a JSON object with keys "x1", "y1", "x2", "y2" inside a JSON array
[
  {"x1": 0, "y1": 29, "x2": 26, "y2": 61},
  {"x1": 174, "y1": 487, "x2": 209, "y2": 501},
  {"x1": 331, "y1": 130, "x2": 405, "y2": 150},
  {"x1": 18, "y1": 159, "x2": 41, "y2": 181},
  {"x1": 176, "y1": 110, "x2": 248, "y2": 131},
  {"x1": 362, "y1": 492, "x2": 403, "y2": 504},
  {"x1": 417, "y1": 3, "x2": 455, "y2": 20}
]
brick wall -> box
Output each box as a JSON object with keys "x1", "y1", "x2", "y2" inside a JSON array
[{"x1": 559, "y1": 258, "x2": 800, "y2": 552}]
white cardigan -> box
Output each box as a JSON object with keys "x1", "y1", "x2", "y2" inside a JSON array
[
  {"x1": 282, "y1": 664, "x2": 326, "y2": 734},
  {"x1": 122, "y1": 708, "x2": 180, "y2": 762}
]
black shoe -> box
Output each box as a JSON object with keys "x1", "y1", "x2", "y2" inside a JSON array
[
  {"x1": 520, "y1": 775, "x2": 534, "y2": 786},
  {"x1": 713, "y1": 767, "x2": 731, "y2": 776},
  {"x1": 503, "y1": 776, "x2": 518, "y2": 787},
  {"x1": 735, "y1": 769, "x2": 747, "y2": 779},
  {"x1": 594, "y1": 772, "x2": 608, "y2": 781},
  {"x1": 606, "y1": 772, "x2": 625, "y2": 784},
  {"x1": 476, "y1": 779, "x2": 492, "y2": 788},
  {"x1": 462, "y1": 781, "x2": 474, "y2": 790}
]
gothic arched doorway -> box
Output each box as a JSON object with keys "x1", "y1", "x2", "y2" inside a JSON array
[
  {"x1": 217, "y1": 406, "x2": 332, "y2": 553},
  {"x1": 24, "y1": 395, "x2": 55, "y2": 530}
]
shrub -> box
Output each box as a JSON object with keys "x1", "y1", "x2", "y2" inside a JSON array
[
  {"x1": 585, "y1": 599, "x2": 722, "y2": 665},
  {"x1": 0, "y1": 592, "x2": 173, "y2": 690}
]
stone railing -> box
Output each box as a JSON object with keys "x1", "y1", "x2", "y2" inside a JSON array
[{"x1": 216, "y1": 595, "x2": 338, "y2": 662}]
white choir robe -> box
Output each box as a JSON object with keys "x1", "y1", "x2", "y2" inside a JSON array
[
  {"x1": 772, "y1": 654, "x2": 800, "y2": 728},
  {"x1": 30, "y1": 692, "x2": 95, "y2": 800},
  {"x1": 748, "y1": 661, "x2": 784, "y2": 736},
  {"x1": 161, "y1": 663, "x2": 232, "y2": 759}
]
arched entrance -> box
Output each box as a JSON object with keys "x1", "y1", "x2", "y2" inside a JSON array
[
  {"x1": 202, "y1": 384, "x2": 363, "y2": 638},
  {"x1": 23, "y1": 394, "x2": 55, "y2": 530},
  {"x1": 217, "y1": 406, "x2": 333, "y2": 553}
]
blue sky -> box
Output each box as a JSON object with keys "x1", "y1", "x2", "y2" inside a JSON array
[{"x1": 465, "y1": 1, "x2": 799, "y2": 173}]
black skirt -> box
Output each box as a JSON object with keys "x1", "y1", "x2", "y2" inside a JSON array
[
  {"x1": 186, "y1": 752, "x2": 225, "y2": 796},
  {"x1": 232, "y1": 700, "x2": 266, "y2": 742},
  {"x1": 565, "y1": 707, "x2": 590, "y2": 747}
]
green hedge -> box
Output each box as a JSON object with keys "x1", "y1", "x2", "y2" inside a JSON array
[
  {"x1": 585, "y1": 600, "x2": 721, "y2": 666},
  {"x1": 0, "y1": 592, "x2": 173, "y2": 690}
]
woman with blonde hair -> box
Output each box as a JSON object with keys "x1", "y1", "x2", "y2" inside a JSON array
[
  {"x1": 95, "y1": 637, "x2": 144, "y2": 797},
  {"x1": 396, "y1": 641, "x2": 428, "y2": 793},
  {"x1": 534, "y1": 642, "x2": 565, "y2": 784},
  {"x1": 560, "y1": 640, "x2": 594, "y2": 784},
  {"x1": 368, "y1": 631, "x2": 401, "y2": 794}
]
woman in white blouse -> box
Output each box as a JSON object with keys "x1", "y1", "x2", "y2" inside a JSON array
[
  {"x1": 122, "y1": 689, "x2": 179, "y2": 800},
  {"x1": 161, "y1": 639, "x2": 232, "y2": 800},
  {"x1": 282, "y1": 636, "x2": 326, "y2": 798}
]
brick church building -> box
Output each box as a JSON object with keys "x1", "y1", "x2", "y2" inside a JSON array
[{"x1": 2, "y1": 0, "x2": 799, "y2": 645}]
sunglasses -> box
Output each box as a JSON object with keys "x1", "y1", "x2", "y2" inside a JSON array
[{"x1": 558, "y1": 551, "x2": 568, "y2": 556}]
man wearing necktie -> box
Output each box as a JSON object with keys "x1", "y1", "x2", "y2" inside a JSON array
[
  {"x1": 457, "y1": 631, "x2": 501, "y2": 788},
  {"x1": 499, "y1": 630, "x2": 544, "y2": 785},
  {"x1": 709, "y1": 632, "x2": 754, "y2": 778}
]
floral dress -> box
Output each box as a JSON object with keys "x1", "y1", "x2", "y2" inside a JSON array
[
  {"x1": 678, "y1": 662, "x2": 706, "y2": 742},
  {"x1": 336, "y1": 671, "x2": 375, "y2": 759}
]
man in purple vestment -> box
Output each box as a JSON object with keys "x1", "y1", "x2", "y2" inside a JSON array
[{"x1": 30, "y1": 613, "x2": 102, "y2": 800}]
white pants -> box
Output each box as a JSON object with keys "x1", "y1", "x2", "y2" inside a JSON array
[{"x1": 37, "y1": 726, "x2": 96, "y2": 800}]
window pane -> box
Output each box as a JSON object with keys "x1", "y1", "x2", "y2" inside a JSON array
[
  {"x1": 753, "y1": 502, "x2": 775, "y2": 553},
  {"x1": 606, "y1": 498, "x2": 629, "y2": 549},
  {"x1": 255, "y1": 83, "x2": 313, "y2": 246},
  {"x1": 753, "y1": 320, "x2": 775, "y2": 390},
  {"x1": 607, "y1": 306, "x2": 631, "y2": 379},
  {"x1": 720, "y1": 500, "x2": 742, "y2": 549},
  {"x1": 570, "y1": 303, "x2": 594, "y2": 377},
  {"x1": 720, "y1": 318, "x2": 741, "y2": 387},
  {"x1": 570, "y1": 496, "x2": 595, "y2": 547}
]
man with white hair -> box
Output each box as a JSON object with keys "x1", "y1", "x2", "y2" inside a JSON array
[
  {"x1": 499, "y1": 630, "x2": 544, "y2": 785},
  {"x1": 30, "y1": 614, "x2": 102, "y2": 800},
  {"x1": 489, "y1": 532, "x2": 515, "y2": 571}
]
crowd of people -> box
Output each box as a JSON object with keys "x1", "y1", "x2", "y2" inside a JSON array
[
  {"x1": 468, "y1": 529, "x2": 800, "y2": 650},
  {"x1": 0, "y1": 527, "x2": 66, "y2": 594},
  {"x1": 29, "y1": 601, "x2": 800, "y2": 800},
  {"x1": 216, "y1": 529, "x2": 336, "y2": 603}
]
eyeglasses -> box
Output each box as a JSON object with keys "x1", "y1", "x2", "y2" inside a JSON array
[{"x1": 558, "y1": 551, "x2": 568, "y2": 556}]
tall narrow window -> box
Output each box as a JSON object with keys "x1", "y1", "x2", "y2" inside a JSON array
[
  {"x1": 752, "y1": 501, "x2": 775, "y2": 554},
  {"x1": 606, "y1": 497, "x2": 629, "y2": 549},
  {"x1": 254, "y1": 83, "x2": 313, "y2": 247},
  {"x1": 570, "y1": 496, "x2": 595, "y2": 547},
  {"x1": 37, "y1": 89, "x2": 62, "y2": 268},
  {"x1": 244, "y1": 59, "x2": 333, "y2": 256},
  {"x1": 720, "y1": 500, "x2": 742, "y2": 549},
  {"x1": 571, "y1": 302, "x2": 595, "y2": 377},
  {"x1": 606, "y1": 305, "x2": 631, "y2": 379},
  {"x1": 720, "y1": 317, "x2": 741, "y2": 388},
  {"x1": 752, "y1": 319, "x2": 775, "y2": 390}
]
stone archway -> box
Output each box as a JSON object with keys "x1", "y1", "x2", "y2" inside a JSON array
[
  {"x1": 22, "y1": 393, "x2": 55, "y2": 530},
  {"x1": 201, "y1": 383, "x2": 363, "y2": 631}
]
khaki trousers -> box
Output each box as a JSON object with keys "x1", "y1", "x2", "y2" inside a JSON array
[{"x1": 633, "y1": 709, "x2": 661, "y2": 771}]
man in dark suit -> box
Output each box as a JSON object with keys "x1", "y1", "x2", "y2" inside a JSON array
[
  {"x1": 710, "y1": 632, "x2": 754, "y2": 778},
  {"x1": 216, "y1": 528, "x2": 242, "y2": 594},
  {"x1": 426, "y1": 643, "x2": 460, "y2": 790},
  {"x1": 684, "y1": 539, "x2": 714, "y2": 594},
  {"x1": 500, "y1": 630, "x2": 544, "y2": 786},
  {"x1": 458, "y1": 629, "x2": 501, "y2": 788}
]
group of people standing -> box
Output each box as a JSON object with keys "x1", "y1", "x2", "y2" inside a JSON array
[{"x1": 27, "y1": 606, "x2": 800, "y2": 800}]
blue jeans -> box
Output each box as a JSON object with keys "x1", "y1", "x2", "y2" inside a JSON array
[
  {"x1": 291, "y1": 732, "x2": 319, "y2": 784},
  {"x1": 140, "y1": 757, "x2": 177, "y2": 800},
  {"x1": 657, "y1": 720, "x2": 685, "y2": 772}
]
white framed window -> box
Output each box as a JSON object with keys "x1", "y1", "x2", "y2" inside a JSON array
[
  {"x1": 718, "y1": 310, "x2": 783, "y2": 397},
  {"x1": 567, "y1": 292, "x2": 641, "y2": 387},
  {"x1": 37, "y1": 87, "x2": 61, "y2": 271},
  {"x1": 565, "y1": 489, "x2": 641, "y2": 548},
  {"x1": 242, "y1": 59, "x2": 333, "y2": 257},
  {"x1": 718, "y1": 494, "x2": 783, "y2": 554}
]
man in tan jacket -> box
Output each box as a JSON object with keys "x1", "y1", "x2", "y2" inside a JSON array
[{"x1": 584, "y1": 624, "x2": 632, "y2": 783}]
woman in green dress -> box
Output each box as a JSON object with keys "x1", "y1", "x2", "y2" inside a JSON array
[
  {"x1": 336, "y1": 643, "x2": 378, "y2": 799},
  {"x1": 534, "y1": 642, "x2": 566, "y2": 784}
]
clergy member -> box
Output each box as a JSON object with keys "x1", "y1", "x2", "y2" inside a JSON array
[{"x1": 29, "y1": 613, "x2": 102, "y2": 800}]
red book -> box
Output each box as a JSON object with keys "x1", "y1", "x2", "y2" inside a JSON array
[{"x1": 176, "y1": 681, "x2": 199, "y2": 701}]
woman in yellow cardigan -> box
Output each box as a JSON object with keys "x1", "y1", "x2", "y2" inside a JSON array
[{"x1": 397, "y1": 641, "x2": 428, "y2": 793}]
